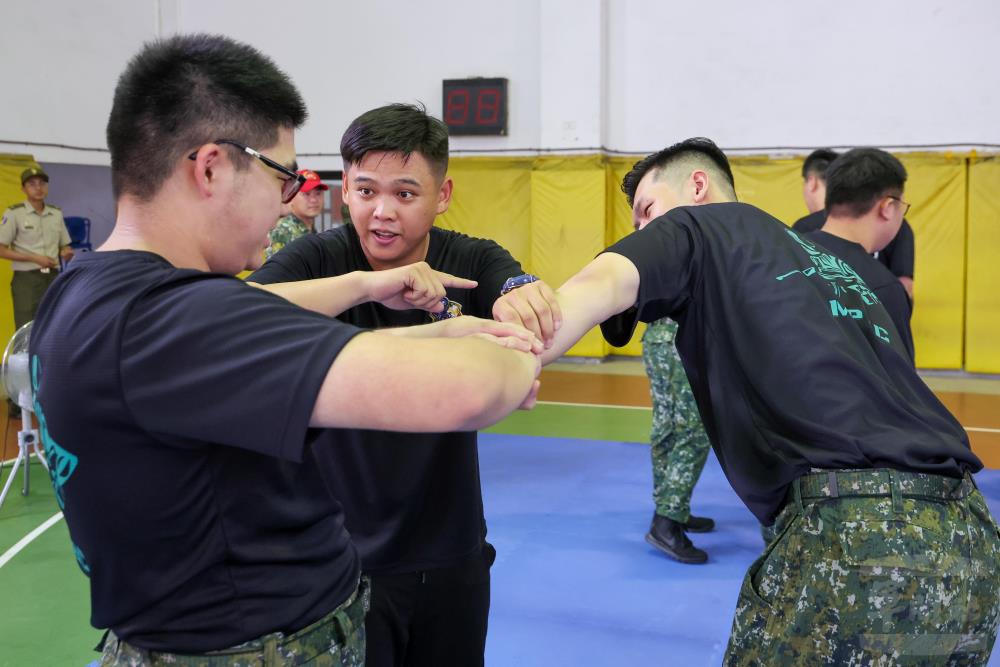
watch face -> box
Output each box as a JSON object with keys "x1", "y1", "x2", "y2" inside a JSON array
[{"x1": 430, "y1": 298, "x2": 463, "y2": 321}]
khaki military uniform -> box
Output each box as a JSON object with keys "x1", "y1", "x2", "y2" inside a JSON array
[
  {"x1": 265, "y1": 214, "x2": 312, "y2": 260},
  {"x1": 0, "y1": 201, "x2": 71, "y2": 328}
]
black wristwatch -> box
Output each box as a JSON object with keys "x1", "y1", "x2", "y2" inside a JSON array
[{"x1": 500, "y1": 274, "x2": 540, "y2": 296}]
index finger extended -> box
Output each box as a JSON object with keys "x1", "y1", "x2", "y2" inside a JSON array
[{"x1": 434, "y1": 269, "x2": 478, "y2": 290}]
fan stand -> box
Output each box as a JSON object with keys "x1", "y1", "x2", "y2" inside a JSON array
[{"x1": 0, "y1": 399, "x2": 47, "y2": 511}]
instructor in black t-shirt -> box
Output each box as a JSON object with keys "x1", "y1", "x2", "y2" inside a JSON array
[
  {"x1": 249, "y1": 103, "x2": 560, "y2": 667},
  {"x1": 538, "y1": 139, "x2": 1000, "y2": 665},
  {"x1": 28, "y1": 35, "x2": 542, "y2": 666}
]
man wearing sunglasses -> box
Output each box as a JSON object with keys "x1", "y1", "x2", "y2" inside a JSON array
[{"x1": 28, "y1": 34, "x2": 542, "y2": 666}]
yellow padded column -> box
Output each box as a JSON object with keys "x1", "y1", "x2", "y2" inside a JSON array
[
  {"x1": 897, "y1": 153, "x2": 966, "y2": 369},
  {"x1": 966, "y1": 155, "x2": 1000, "y2": 373},
  {"x1": 438, "y1": 157, "x2": 534, "y2": 271},
  {"x1": 531, "y1": 155, "x2": 607, "y2": 357}
]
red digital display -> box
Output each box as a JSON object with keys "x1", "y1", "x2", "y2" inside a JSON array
[{"x1": 442, "y1": 78, "x2": 508, "y2": 136}]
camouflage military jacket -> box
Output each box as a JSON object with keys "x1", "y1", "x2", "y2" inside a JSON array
[{"x1": 265, "y1": 214, "x2": 312, "y2": 260}]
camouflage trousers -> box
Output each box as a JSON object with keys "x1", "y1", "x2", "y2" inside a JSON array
[
  {"x1": 725, "y1": 469, "x2": 1000, "y2": 666},
  {"x1": 641, "y1": 318, "x2": 710, "y2": 523},
  {"x1": 99, "y1": 578, "x2": 369, "y2": 666}
]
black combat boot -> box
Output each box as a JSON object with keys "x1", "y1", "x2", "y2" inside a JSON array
[
  {"x1": 645, "y1": 513, "x2": 708, "y2": 564},
  {"x1": 683, "y1": 515, "x2": 715, "y2": 533}
]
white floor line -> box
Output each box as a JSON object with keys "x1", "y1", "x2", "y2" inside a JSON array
[
  {"x1": 966, "y1": 427, "x2": 1000, "y2": 434},
  {"x1": 1, "y1": 452, "x2": 43, "y2": 466},
  {"x1": 0, "y1": 512, "x2": 63, "y2": 569}
]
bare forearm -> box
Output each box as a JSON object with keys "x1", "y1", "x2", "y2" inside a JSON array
[
  {"x1": 311, "y1": 333, "x2": 538, "y2": 431},
  {"x1": 540, "y1": 253, "x2": 641, "y2": 365},
  {"x1": 0, "y1": 245, "x2": 44, "y2": 264},
  {"x1": 248, "y1": 272, "x2": 370, "y2": 317}
]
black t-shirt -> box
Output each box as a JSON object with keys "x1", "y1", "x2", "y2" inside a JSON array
[
  {"x1": 790, "y1": 209, "x2": 826, "y2": 234},
  {"x1": 601, "y1": 203, "x2": 979, "y2": 524},
  {"x1": 249, "y1": 225, "x2": 522, "y2": 573},
  {"x1": 29, "y1": 251, "x2": 363, "y2": 652},
  {"x1": 805, "y1": 230, "x2": 914, "y2": 363},
  {"x1": 875, "y1": 217, "x2": 915, "y2": 279},
  {"x1": 792, "y1": 210, "x2": 915, "y2": 280}
]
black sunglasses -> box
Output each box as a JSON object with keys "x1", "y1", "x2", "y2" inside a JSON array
[{"x1": 187, "y1": 139, "x2": 305, "y2": 204}]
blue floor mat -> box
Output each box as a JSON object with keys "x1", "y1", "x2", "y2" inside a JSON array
[{"x1": 480, "y1": 433, "x2": 1000, "y2": 667}]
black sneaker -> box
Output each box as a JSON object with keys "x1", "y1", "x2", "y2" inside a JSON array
[
  {"x1": 683, "y1": 515, "x2": 715, "y2": 533},
  {"x1": 645, "y1": 514, "x2": 708, "y2": 564}
]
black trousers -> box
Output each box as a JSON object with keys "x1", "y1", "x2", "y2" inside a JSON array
[{"x1": 365, "y1": 543, "x2": 496, "y2": 667}]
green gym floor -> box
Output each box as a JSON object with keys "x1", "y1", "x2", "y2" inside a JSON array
[{"x1": 2, "y1": 360, "x2": 999, "y2": 666}]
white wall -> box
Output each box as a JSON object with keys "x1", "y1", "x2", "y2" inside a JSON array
[
  {"x1": 175, "y1": 0, "x2": 542, "y2": 170},
  {"x1": 607, "y1": 0, "x2": 1000, "y2": 152},
  {"x1": 0, "y1": 0, "x2": 157, "y2": 164},
  {"x1": 2, "y1": 0, "x2": 998, "y2": 168}
]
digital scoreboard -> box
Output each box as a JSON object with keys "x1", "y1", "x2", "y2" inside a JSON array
[{"x1": 442, "y1": 78, "x2": 508, "y2": 136}]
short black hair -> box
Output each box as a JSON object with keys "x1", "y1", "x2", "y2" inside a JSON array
[
  {"x1": 801, "y1": 148, "x2": 840, "y2": 180},
  {"x1": 340, "y1": 103, "x2": 449, "y2": 179},
  {"x1": 824, "y1": 148, "x2": 907, "y2": 218},
  {"x1": 621, "y1": 137, "x2": 736, "y2": 207},
  {"x1": 106, "y1": 34, "x2": 307, "y2": 201}
]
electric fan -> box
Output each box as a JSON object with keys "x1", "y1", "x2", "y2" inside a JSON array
[{"x1": 0, "y1": 322, "x2": 48, "y2": 510}]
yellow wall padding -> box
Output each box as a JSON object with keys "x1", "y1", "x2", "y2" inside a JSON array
[
  {"x1": 529, "y1": 156, "x2": 608, "y2": 357},
  {"x1": 729, "y1": 157, "x2": 807, "y2": 225},
  {"x1": 897, "y1": 153, "x2": 967, "y2": 369},
  {"x1": 966, "y1": 156, "x2": 1000, "y2": 373},
  {"x1": 605, "y1": 157, "x2": 645, "y2": 355},
  {"x1": 440, "y1": 152, "x2": 980, "y2": 368},
  {"x1": 0, "y1": 154, "x2": 38, "y2": 347},
  {"x1": 439, "y1": 157, "x2": 534, "y2": 272}
]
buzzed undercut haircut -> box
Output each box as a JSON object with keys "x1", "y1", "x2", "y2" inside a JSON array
[
  {"x1": 340, "y1": 103, "x2": 450, "y2": 180},
  {"x1": 824, "y1": 148, "x2": 907, "y2": 219},
  {"x1": 621, "y1": 137, "x2": 737, "y2": 207},
  {"x1": 801, "y1": 148, "x2": 840, "y2": 180},
  {"x1": 106, "y1": 33, "x2": 307, "y2": 201}
]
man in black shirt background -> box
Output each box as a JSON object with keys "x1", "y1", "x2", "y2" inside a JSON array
[
  {"x1": 249, "y1": 103, "x2": 560, "y2": 667},
  {"x1": 538, "y1": 138, "x2": 999, "y2": 665},
  {"x1": 804, "y1": 149, "x2": 916, "y2": 362},
  {"x1": 792, "y1": 148, "x2": 839, "y2": 234},
  {"x1": 29, "y1": 35, "x2": 542, "y2": 666},
  {"x1": 794, "y1": 148, "x2": 916, "y2": 301}
]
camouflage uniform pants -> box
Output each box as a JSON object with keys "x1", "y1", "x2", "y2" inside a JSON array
[
  {"x1": 725, "y1": 469, "x2": 1000, "y2": 666},
  {"x1": 99, "y1": 578, "x2": 369, "y2": 666},
  {"x1": 641, "y1": 318, "x2": 710, "y2": 523}
]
